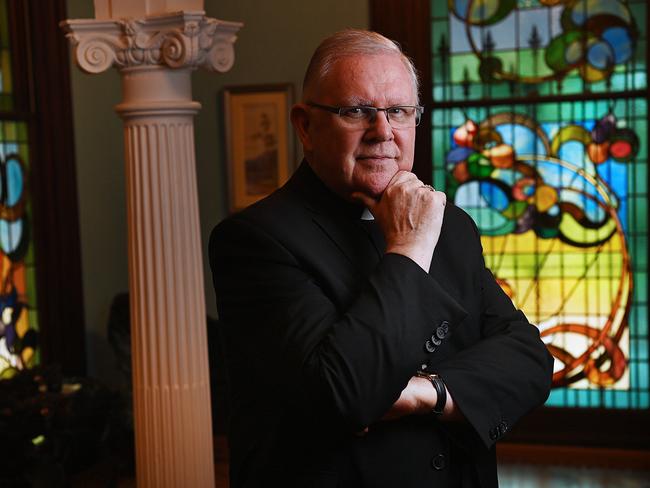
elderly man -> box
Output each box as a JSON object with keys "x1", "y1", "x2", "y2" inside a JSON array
[{"x1": 210, "y1": 29, "x2": 553, "y2": 488}]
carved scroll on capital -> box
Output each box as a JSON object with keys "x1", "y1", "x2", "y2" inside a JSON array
[
  {"x1": 199, "y1": 20, "x2": 240, "y2": 73},
  {"x1": 75, "y1": 36, "x2": 120, "y2": 74},
  {"x1": 160, "y1": 30, "x2": 190, "y2": 69},
  {"x1": 61, "y1": 13, "x2": 242, "y2": 74}
]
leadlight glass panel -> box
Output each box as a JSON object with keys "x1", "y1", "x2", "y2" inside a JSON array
[
  {"x1": 0, "y1": 0, "x2": 37, "y2": 379},
  {"x1": 432, "y1": 0, "x2": 647, "y2": 102},
  {"x1": 432, "y1": 0, "x2": 649, "y2": 409},
  {"x1": 0, "y1": 121, "x2": 36, "y2": 379}
]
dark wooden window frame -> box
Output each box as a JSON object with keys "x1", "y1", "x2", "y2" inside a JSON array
[
  {"x1": 370, "y1": 0, "x2": 650, "y2": 454},
  {"x1": 2, "y1": 0, "x2": 86, "y2": 376}
]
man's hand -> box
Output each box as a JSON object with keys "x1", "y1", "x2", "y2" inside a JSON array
[
  {"x1": 382, "y1": 375, "x2": 461, "y2": 421},
  {"x1": 352, "y1": 171, "x2": 446, "y2": 272},
  {"x1": 381, "y1": 375, "x2": 435, "y2": 420}
]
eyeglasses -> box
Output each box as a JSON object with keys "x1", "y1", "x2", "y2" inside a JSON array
[{"x1": 307, "y1": 102, "x2": 424, "y2": 128}]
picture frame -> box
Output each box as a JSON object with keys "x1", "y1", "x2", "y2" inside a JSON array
[{"x1": 222, "y1": 84, "x2": 295, "y2": 212}]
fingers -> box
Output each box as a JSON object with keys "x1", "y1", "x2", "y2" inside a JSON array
[
  {"x1": 351, "y1": 171, "x2": 423, "y2": 209},
  {"x1": 352, "y1": 171, "x2": 446, "y2": 217},
  {"x1": 373, "y1": 172, "x2": 446, "y2": 272},
  {"x1": 386, "y1": 172, "x2": 445, "y2": 199},
  {"x1": 382, "y1": 172, "x2": 425, "y2": 202},
  {"x1": 387, "y1": 170, "x2": 421, "y2": 191},
  {"x1": 428, "y1": 187, "x2": 446, "y2": 207}
]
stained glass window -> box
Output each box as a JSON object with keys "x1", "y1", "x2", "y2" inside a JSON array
[
  {"x1": 432, "y1": 0, "x2": 648, "y2": 409},
  {"x1": 433, "y1": 0, "x2": 647, "y2": 101},
  {"x1": 0, "y1": 0, "x2": 37, "y2": 379}
]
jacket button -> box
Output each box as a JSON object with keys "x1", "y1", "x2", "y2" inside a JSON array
[
  {"x1": 435, "y1": 326, "x2": 446, "y2": 339},
  {"x1": 431, "y1": 335, "x2": 442, "y2": 346},
  {"x1": 440, "y1": 321, "x2": 449, "y2": 334},
  {"x1": 424, "y1": 340, "x2": 437, "y2": 353},
  {"x1": 431, "y1": 453, "x2": 446, "y2": 470},
  {"x1": 498, "y1": 421, "x2": 508, "y2": 436},
  {"x1": 489, "y1": 428, "x2": 498, "y2": 440}
]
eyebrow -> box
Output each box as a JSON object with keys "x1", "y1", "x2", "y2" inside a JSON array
[
  {"x1": 342, "y1": 97, "x2": 374, "y2": 106},
  {"x1": 341, "y1": 97, "x2": 413, "y2": 107}
]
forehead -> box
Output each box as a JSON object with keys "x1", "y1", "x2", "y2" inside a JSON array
[{"x1": 316, "y1": 53, "x2": 417, "y2": 105}]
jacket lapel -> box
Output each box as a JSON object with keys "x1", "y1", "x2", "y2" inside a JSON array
[{"x1": 286, "y1": 161, "x2": 381, "y2": 277}]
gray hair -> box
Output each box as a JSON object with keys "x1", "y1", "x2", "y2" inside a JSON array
[{"x1": 302, "y1": 29, "x2": 420, "y2": 103}]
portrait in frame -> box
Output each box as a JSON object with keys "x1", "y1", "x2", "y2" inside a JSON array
[{"x1": 222, "y1": 84, "x2": 294, "y2": 212}]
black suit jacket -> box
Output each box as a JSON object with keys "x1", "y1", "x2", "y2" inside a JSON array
[{"x1": 209, "y1": 162, "x2": 553, "y2": 488}]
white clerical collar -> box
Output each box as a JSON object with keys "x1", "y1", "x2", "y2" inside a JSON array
[{"x1": 360, "y1": 208, "x2": 375, "y2": 220}]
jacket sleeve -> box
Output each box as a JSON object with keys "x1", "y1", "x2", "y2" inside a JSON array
[
  {"x1": 435, "y1": 212, "x2": 554, "y2": 449},
  {"x1": 210, "y1": 214, "x2": 467, "y2": 432}
]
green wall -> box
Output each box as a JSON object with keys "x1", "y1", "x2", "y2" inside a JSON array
[{"x1": 66, "y1": 0, "x2": 369, "y2": 384}]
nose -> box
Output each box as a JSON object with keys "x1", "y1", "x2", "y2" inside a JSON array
[{"x1": 364, "y1": 109, "x2": 394, "y2": 142}]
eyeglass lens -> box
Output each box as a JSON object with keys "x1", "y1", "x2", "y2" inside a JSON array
[{"x1": 339, "y1": 106, "x2": 421, "y2": 128}]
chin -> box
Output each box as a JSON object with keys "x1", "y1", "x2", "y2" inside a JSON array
[{"x1": 355, "y1": 172, "x2": 394, "y2": 199}]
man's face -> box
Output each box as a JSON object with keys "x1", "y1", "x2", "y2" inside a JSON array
[{"x1": 294, "y1": 53, "x2": 418, "y2": 200}]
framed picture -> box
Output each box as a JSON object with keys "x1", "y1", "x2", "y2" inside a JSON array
[{"x1": 222, "y1": 84, "x2": 294, "y2": 212}]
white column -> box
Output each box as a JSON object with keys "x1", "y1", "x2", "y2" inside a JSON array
[{"x1": 62, "y1": 12, "x2": 241, "y2": 488}]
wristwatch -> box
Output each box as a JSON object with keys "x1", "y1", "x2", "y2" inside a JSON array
[{"x1": 415, "y1": 371, "x2": 447, "y2": 415}]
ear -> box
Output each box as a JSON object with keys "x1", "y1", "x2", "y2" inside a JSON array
[{"x1": 291, "y1": 103, "x2": 313, "y2": 152}]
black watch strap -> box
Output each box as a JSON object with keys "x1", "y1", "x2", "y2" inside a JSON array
[{"x1": 416, "y1": 371, "x2": 447, "y2": 415}]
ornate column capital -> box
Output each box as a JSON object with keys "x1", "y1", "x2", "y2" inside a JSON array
[{"x1": 61, "y1": 12, "x2": 242, "y2": 74}]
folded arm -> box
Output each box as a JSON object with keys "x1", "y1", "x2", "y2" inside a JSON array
[{"x1": 210, "y1": 215, "x2": 465, "y2": 432}]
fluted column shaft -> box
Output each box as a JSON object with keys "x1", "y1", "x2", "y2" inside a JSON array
[
  {"x1": 119, "y1": 66, "x2": 213, "y2": 487},
  {"x1": 61, "y1": 12, "x2": 242, "y2": 488}
]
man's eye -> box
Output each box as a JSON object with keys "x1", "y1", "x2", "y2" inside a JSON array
[
  {"x1": 388, "y1": 107, "x2": 410, "y2": 118},
  {"x1": 341, "y1": 107, "x2": 370, "y2": 119}
]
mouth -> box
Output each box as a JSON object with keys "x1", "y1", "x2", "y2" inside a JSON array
[{"x1": 356, "y1": 155, "x2": 396, "y2": 161}]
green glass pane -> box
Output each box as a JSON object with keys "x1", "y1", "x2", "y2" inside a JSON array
[
  {"x1": 432, "y1": 56, "x2": 448, "y2": 85},
  {"x1": 635, "y1": 273, "x2": 647, "y2": 303},
  {"x1": 431, "y1": 20, "x2": 449, "y2": 50},
  {"x1": 5, "y1": 122, "x2": 16, "y2": 140},
  {"x1": 577, "y1": 389, "x2": 589, "y2": 407},
  {"x1": 431, "y1": 0, "x2": 448, "y2": 19},
  {"x1": 639, "y1": 339, "x2": 649, "y2": 361},
  {"x1": 603, "y1": 391, "x2": 616, "y2": 409},
  {"x1": 614, "y1": 391, "x2": 630, "y2": 408},
  {"x1": 633, "y1": 236, "x2": 648, "y2": 270},
  {"x1": 546, "y1": 389, "x2": 563, "y2": 406},
  {"x1": 632, "y1": 203, "x2": 648, "y2": 232},
  {"x1": 639, "y1": 363, "x2": 649, "y2": 386},
  {"x1": 634, "y1": 123, "x2": 647, "y2": 160},
  {"x1": 636, "y1": 306, "x2": 648, "y2": 336},
  {"x1": 16, "y1": 122, "x2": 27, "y2": 141}
]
